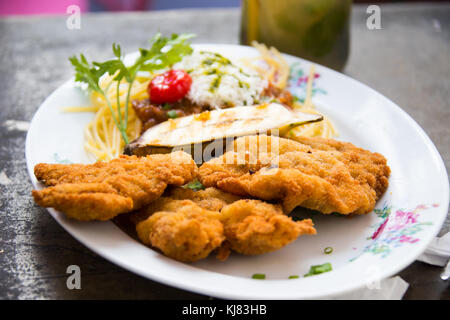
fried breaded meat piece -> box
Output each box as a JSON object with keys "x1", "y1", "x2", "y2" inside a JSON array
[
  {"x1": 289, "y1": 135, "x2": 390, "y2": 199},
  {"x1": 133, "y1": 187, "x2": 238, "y2": 262},
  {"x1": 136, "y1": 199, "x2": 225, "y2": 262},
  {"x1": 220, "y1": 199, "x2": 316, "y2": 255},
  {"x1": 134, "y1": 187, "x2": 316, "y2": 261},
  {"x1": 199, "y1": 135, "x2": 390, "y2": 214},
  {"x1": 32, "y1": 151, "x2": 197, "y2": 221},
  {"x1": 130, "y1": 187, "x2": 242, "y2": 224}
]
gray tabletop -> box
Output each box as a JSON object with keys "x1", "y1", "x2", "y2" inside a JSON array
[{"x1": 0, "y1": 3, "x2": 449, "y2": 299}]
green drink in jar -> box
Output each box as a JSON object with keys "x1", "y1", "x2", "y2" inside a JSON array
[{"x1": 240, "y1": 0, "x2": 352, "y2": 71}]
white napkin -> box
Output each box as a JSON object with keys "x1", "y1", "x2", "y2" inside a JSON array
[{"x1": 416, "y1": 232, "x2": 450, "y2": 267}]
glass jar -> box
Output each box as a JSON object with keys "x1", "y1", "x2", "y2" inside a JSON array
[{"x1": 240, "y1": 0, "x2": 352, "y2": 71}]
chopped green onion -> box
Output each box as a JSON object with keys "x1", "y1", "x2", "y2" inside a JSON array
[
  {"x1": 162, "y1": 103, "x2": 172, "y2": 110},
  {"x1": 304, "y1": 263, "x2": 332, "y2": 277},
  {"x1": 324, "y1": 247, "x2": 333, "y2": 254},
  {"x1": 182, "y1": 180, "x2": 205, "y2": 191},
  {"x1": 252, "y1": 273, "x2": 266, "y2": 280},
  {"x1": 288, "y1": 275, "x2": 299, "y2": 279},
  {"x1": 167, "y1": 110, "x2": 178, "y2": 119}
]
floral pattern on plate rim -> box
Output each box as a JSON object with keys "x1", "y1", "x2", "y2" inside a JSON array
[
  {"x1": 287, "y1": 62, "x2": 327, "y2": 102},
  {"x1": 349, "y1": 203, "x2": 437, "y2": 261},
  {"x1": 53, "y1": 153, "x2": 72, "y2": 164}
]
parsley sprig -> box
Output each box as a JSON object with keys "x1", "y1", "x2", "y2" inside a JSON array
[{"x1": 69, "y1": 33, "x2": 195, "y2": 144}]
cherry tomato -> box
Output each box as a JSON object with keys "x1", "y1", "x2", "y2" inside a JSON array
[{"x1": 148, "y1": 69, "x2": 192, "y2": 104}]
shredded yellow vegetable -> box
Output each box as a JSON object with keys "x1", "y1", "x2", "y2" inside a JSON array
[
  {"x1": 65, "y1": 74, "x2": 148, "y2": 160},
  {"x1": 242, "y1": 42, "x2": 338, "y2": 140}
]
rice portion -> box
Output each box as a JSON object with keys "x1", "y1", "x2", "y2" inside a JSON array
[{"x1": 174, "y1": 51, "x2": 267, "y2": 108}]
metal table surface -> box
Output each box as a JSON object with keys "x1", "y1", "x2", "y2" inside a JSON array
[{"x1": 0, "y1": 3, "x2": 448, "y2": 299}]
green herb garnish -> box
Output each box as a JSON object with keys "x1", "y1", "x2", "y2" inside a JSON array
[
  {"x1": 167, "y1": 110, "x2": 178, "y2": 119},
  {"x1": 288, "y1": 275, "x2": 299, "y2": 279},
  {"x1": 304, "y1": 263, "x2": 332, "y2": 277},
  {"x1": 162, "y1": 103, "x2": 172, "y2": 110},
  {"x1": 69, "y1": 33, "x2": 195, "y2": 144},
  {"x1": 202, "y1": 58, "x2": 214, "y2": 66},
  {"x1": 182, "y1": 180, "x2": 205, "y2": 191},
  {"x1": 324, "y1": 247, "x2": 333, "y2": 254},
  {"x1": 209, "y1": 75, "x2": 222, "y2": 93},
  {"x1": 252, "y1": 273, "x2": 266, "y2": 280}
]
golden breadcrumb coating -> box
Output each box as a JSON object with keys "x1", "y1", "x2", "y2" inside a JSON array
[
  {"x1": 136, "y1": 200, "x2": 225, "y2": 262},
  {"x1": 288, "y1": 135, "x2": 390, "y2": 199},
  {"x1": 168, "y1": 186, "x2": 242, "y2": 211},
  {"x1": 199, "y1": 135, "x2": 390, "y2": 214},
  {"x1": 32, "y1": 151, "x2": 197, "y2": 221},
  {"x1": 220, "y1": 199, "x2": 316, "y2": 255},
  {"x1": 135, "y1": 193, "x2": 316, "y2": 261}
]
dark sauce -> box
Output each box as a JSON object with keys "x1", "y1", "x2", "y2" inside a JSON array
[
  {"x1": 132, "y1": 98, "x2": 208, "y2": 133},
  {"x1": 132, "y1": 81, "x2": 294, "y2": 134}
]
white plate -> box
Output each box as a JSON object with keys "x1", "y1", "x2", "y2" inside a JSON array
[{"x1": 26, "y1": 44, "x2": 449, "y2": 299}]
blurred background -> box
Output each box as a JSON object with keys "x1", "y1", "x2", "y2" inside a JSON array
[{"x1": 0, "y1": 0, "x2": 448, "y2": 15}]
